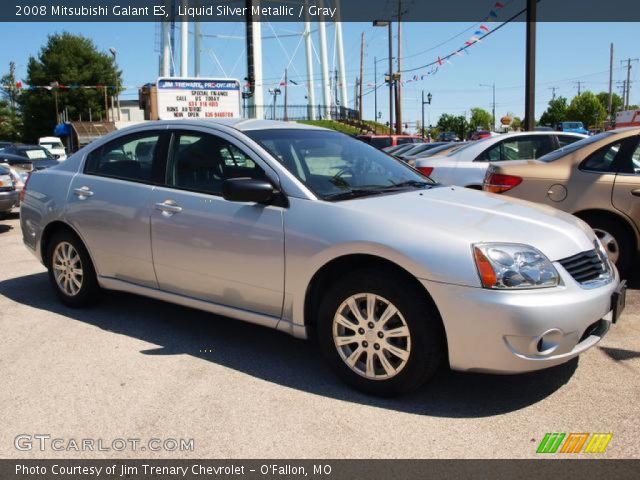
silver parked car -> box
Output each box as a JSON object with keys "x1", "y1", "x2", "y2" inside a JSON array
[
  {"x1": 415, "y1": 131, "x2": 587, "y2": 188},
  {"x1": 20, "y1": 120, "x2": 624, "y2": 396}
]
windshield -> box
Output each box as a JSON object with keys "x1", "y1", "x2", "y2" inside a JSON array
[
  {"x1": 247, "y1": 129, "x2": 435, "y2": 200},
  {"x1": 21, "y1": 148, "x2": 53, "y2": 160},
  {"x1": 564, "y1": 122, "x2": 583, "y2": 129},
  {"x1": 444, "y1": 139, "x2": 484, "y2": 156},
  {"x1": 539, "y1": 131, "x2": 617, "y2": 163}
]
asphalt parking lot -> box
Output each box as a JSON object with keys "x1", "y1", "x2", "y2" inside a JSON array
[{"x1": 0, "y1": 210, "x2": 639, "y2": 459}]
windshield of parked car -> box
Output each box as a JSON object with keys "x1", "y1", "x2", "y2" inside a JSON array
[
  {"x1": 444, "y1": 138, "x2": 485, "y2": 156},
  {"x1": 247, "y1": 129, "x2": 435, "y2": 201},
  {"x1": 19, "y1": 147, "x2": 54, "y2": 160},
  {"x1": 539, "y1": 131, "x2": 617, "y2": 163}
]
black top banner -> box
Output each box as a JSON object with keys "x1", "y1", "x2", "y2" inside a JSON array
[{"x1": 2, "y1": 0, "x2": 640, "y2": 22}]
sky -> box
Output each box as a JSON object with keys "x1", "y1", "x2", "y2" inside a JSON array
[{"x1": 0, "y1": 20, "x2": 638, "y2": 127}]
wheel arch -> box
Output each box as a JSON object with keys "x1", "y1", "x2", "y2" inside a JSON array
[
  {"x1": 303, "y1": 253, "x2": 445, "y2": 339},
  {"x1": 40, "y1": 221, "x2": 97, "y2": 270},
  {"x1": 573, "y1": 208, "x2": 639, "y2": 250}
]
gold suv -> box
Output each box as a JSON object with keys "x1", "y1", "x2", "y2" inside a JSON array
[{"x1": 483, "y1": 128, "x2": 640, "y2": 276}]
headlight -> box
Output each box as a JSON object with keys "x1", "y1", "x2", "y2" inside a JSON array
[{"x1": 473, "y1": 243, "x2": 559, "y2": 289}]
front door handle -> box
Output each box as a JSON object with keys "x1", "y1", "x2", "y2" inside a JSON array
[
  {"x1": 631, "y1": 189, "x2": 640, "y2": 197},
  {"x1": 155, "y1": 200, "x2": 183, "y2": 215},
  {"x1": 73, "y1": 186, "x2": 94, "y2": 199}
]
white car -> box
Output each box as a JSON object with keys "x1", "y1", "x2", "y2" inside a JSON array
[
  {"x1": 38, "y1": 136, "x2": 67, "y2": 161},
  {"x1": 415, "y1": 131, "x2": 587, "y2": 188}
]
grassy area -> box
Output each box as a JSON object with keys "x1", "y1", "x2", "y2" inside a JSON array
[
  {"x1": 296, "y1": 120, "x2": 363, "y2": 136},
  {"x1": 360, "y1": 120, "x2": 392, "y2": 134}
]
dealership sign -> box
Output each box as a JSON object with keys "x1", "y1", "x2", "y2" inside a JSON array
[{"x1": 156, "y1": 77, "x2": 241, "y2": 120}]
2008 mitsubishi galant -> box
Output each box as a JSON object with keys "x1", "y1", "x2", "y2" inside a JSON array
[{"x1": 20, "y1": 120, "x2": 625, "y2": 396}]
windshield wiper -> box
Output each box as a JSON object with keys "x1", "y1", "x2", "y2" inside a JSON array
[
  {"x1": 323, "y1": 188, "x2": 390, "y2": 201},
  {"x1": 387, "y1": 180, "x2": 433, "y2": 189}
]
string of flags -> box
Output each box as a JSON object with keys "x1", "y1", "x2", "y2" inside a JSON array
[
  {"x1": 400, "y1": 1, "x2": 506, "y2": 86},
  {"x1": 1, "y1": 83, "x2": 122, "y2": 91}
]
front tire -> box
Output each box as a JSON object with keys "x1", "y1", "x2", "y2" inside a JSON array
[
  {"x1": 46, "y1": 230, "x2": 100, "y2": 307},
  {"x1": 317, "y1": 268, "x2": 445, "y2": 396}
]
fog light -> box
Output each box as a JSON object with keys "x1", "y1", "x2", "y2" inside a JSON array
[{"x1": 534, "y1": 329, "x2": 563, "y2": 355}]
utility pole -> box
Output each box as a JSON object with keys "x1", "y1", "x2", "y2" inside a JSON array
[
  {"x1": 524, "y1": 0, "x2": 536, "y2": 131},
  {"x1": 574, "y1": 81, "x2": 585, "y2": 96},
  {"x1": 622, "y1": 57, "x2": 639, "y2": 109},
  {"x1": 608, "y1": 43, "x2": 614, "y2": 120},
  {"x1": 549, "y1": 86, "x2": 559, "y2": 100},
  {"x1": 395, "y1": 0, "x2": 403, "y2": 134},
  {"x1": 284, "y1": 68, "x2": 288, "y2": 121},
  {"x1": 359, "y1": 32, "x2": 364, "y2": 121},
  {"x1": 374, "y1": 56, "x2": 378, "y2": 127}
]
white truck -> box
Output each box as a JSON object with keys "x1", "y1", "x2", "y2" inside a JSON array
[{"x1": 38, "y1": 136, "x2": 67, "y2": 160}]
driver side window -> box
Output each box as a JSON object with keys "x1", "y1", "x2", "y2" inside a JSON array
[{"x1": 167, "y1": 132, "x2": 267, "y2": 195}]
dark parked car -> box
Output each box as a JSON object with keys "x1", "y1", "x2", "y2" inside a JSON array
[
  {"x1": 438, "y1": 132, "x2": 461, "y2": 142},
  {"x1": 0, "y1": 152, "x2": 60, "y2": 171},
  {"x1": 1, "y1": 144, "x2": 59, "y2": 163},
  {"x1": 0, "y1": 164, "x2": 19, "y2": 217}
]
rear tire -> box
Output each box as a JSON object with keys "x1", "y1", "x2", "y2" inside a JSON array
[
  {"x1": 317, "y1": 268, "x2": 445, "y2": 396},
  {"x1": 46, "y1": 230, "x2": 100, "y2": 307}
]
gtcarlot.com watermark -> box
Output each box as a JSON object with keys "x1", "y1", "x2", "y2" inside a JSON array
[{"x1": 15, "y1": 434, "x2": 195, "y2": 452}]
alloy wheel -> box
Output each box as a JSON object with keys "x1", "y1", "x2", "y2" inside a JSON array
[
  {"x1": 52, "y1": 241, "x2": 84, "y2": 296},
  {"x1": 332, "y1": 293, "x2": 411, "y2": 380}
]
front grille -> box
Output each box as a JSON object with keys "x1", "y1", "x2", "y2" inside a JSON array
[{"x1": 558, "y1": 249, "x2": 606, "y2": 284}]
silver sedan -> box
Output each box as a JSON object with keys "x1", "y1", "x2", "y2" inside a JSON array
[{"x1": 20, "y1": 120, "x2": 624, "y2": 396}]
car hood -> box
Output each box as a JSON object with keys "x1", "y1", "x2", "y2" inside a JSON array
[{"x1": 335, "y1": 185, "x2": 597, "y2": 263}]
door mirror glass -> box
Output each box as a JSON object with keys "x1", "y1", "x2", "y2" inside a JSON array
[{"x1": 222, "y1": 178, "x2": 274, "y2": 204}]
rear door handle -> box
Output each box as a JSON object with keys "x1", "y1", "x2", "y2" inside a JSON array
[
  {"x1": 155, "y1": 200, "x2": 183, "y2": 215},
  {"x1": 631, "y1": 189, "x2": 640, "y2": 197},
  {"x1": 73, "y1": 186, "x2": 94, "y2": 199}
]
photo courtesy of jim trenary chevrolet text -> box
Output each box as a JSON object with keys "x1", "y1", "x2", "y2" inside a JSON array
[{"x1": 0, "y1": 0, "x2": 639, "y2": 478}]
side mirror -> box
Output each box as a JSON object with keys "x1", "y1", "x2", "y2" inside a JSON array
[{"x1": 222, "y1": 178, "x2": 274, "y2": 204}]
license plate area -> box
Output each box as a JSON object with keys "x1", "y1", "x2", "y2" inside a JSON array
[{"x1": 611, "y1": 280, "x2": 627, "y2": 324}]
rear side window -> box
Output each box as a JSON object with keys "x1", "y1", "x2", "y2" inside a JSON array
[
  {"x1": 580, "y1": 141, "x2": 623, "y2": 173},
  {"x1": 85, "y1": 132, "x2": 160, "y2": 183},
  {"x1": 557, "y1": 135, "x2": 583, "y2": 148},
  {"x1": 476, "y1": 136, "x2": 552, "y2": 162}
]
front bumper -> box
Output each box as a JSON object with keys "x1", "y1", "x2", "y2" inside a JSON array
[
  {"x1": 0, "y1": 190, "x2": 19, "y2": 213},
  {"x1": 422, "y1": 265, "x2": 619, "y2": 373}
]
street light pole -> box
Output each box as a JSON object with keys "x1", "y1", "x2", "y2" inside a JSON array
[
  {"x1": 109, "y1": 47, "x2": 121, "y2": 122},
  {"x1": 373, "y1": 21, "x2": 394, "y2": 135},
  {"x1": 421, "y1": 91, "x2": 432, "y2": 140},
  {"x1": 374, "y1": 56, "x2": 377, "y2": 131}
]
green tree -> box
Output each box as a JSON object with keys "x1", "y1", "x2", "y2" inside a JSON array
[
  {"x1": 511, "y1": 116, "x2": 522, "y2": 131},
  {"x1": 0, "y1": 100, "x2": 22, "y2": 141},
  {"x1": 539, "y1": 96, "x2": 568, "y2": 127},
  {"x1": 595, "y1": 91, "x2": 624, "y2": 118},
  {"x1": 19, "y1": 32, "x2": 122, "y2": 142},
  {"x1": 437, "y1": 113, "x2": 468, "y2": 140},
  {"x1": 0, "y1": 62, "x2": 22, "y2": 141},
  {"x1": 469, "y1": 107, "x2": 493, "y2": 132},
  {"x1": 566, "y1": 91, "x2": 607, "y2": 129}
]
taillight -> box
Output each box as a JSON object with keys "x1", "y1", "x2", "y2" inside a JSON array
[
  {"x1": 483, "y1": 171, "x2": 522, "y2": 193},
  {"x1": 417, "y1": 166, "x2": 434, "y2": 177},
  {"x1": 19, "y1": 172, "x2": 31, "y2": 202}
]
